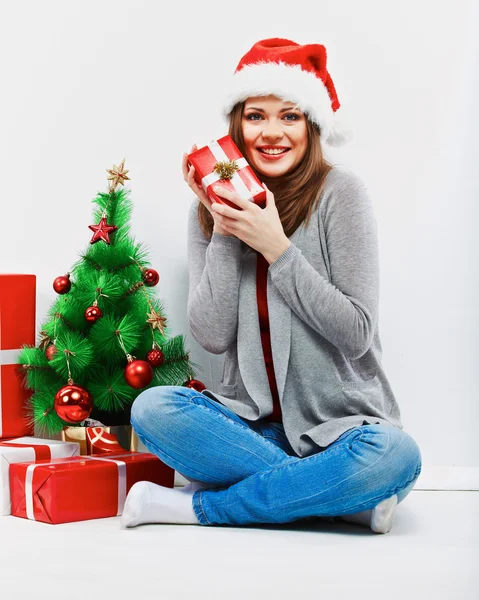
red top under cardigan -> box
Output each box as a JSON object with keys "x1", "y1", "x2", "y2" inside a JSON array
[{"x1": 255, "y1": 251, "x2": 283, "y2": 423}]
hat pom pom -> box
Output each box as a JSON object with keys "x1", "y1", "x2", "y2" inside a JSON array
[{"x1": 324, "y1": 111, "x2": 353, "y2": 147}]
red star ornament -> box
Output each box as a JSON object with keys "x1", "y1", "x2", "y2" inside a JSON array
[{"x1": 88, "y1": 217, "x2": 118, "y2": 244}]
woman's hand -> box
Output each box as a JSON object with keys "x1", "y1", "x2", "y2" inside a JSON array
[
  {"x1": 182, "y1": 145, "x2": 234, "y2": 237},
  {"x1": 210, "y1": 184, "x2": 291, "y2": 263}
]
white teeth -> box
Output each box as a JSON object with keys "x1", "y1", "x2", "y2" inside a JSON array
[{"x1": 259, "y1": 148, "x2": 289, "y2": 155}]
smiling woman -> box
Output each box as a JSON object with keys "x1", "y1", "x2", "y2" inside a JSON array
[
  {"x1": 124, "y1": 37, "x2": 423, "y2": 535},
  {"x1": 218, "y1": 95, "x2": 332, "y2": 241},
  {"x1": 243, "y1": 98, "x2": 307, "y2": 173},
  {"x1": 242, "y1": 98, "x2": 308, "y2": 176}
]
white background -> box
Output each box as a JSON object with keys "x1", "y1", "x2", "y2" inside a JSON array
[{"x1": 0, "y1": 0, "x2": 477, "y2": 469}]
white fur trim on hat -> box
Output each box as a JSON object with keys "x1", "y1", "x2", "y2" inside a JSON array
[{"x1": 222, "y1": 61, "x2": 351, "y2": 146}]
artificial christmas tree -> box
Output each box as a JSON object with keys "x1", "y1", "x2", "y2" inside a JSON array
[{"x1": 18, "y1": 159, "x2": 204, "y2": 435}]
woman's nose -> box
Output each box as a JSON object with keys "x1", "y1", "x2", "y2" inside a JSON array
[{"x1": 261, "y1": 122, "x2": 283, "y2": 141}]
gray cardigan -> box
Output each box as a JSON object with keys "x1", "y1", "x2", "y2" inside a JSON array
[{"x1": 187, "y1": 167, "x2": 402, "y2": 458}]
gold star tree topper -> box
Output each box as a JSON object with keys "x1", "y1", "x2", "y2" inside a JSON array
[{"x1": 107, "y1": 158, "x2": 130, "y2": 192}]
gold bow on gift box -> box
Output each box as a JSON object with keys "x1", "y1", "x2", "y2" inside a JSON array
[
  {"x1": 61, "y1": 425, "x2": 139, "y2": 455},
  {"x1": 212, "y1": 160, "x2": 239, "y2": 180}
]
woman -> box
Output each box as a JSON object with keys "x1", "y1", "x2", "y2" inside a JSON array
[{"x1": 121, "y1": 38, "x2": 422, "y2": 533}]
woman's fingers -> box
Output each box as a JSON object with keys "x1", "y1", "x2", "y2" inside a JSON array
[
  {"x1": 184, "y1": 145, "x2": 220, "y2": 216},
  {"x1": 213, "y1": 186, "x2": 249, "y2": 211},
  {"x1": 183, "y1": 145, "x2": 198, "y2": 180},
  {"x1": 187, "y1": 165, "x2": 213, "y2": 212},
  {"x1": 187, "y1": 165, "x2": 198, "y2": 189},
  {"x1": 187, "y1": 165, "x2": 199, "y2": 193}
]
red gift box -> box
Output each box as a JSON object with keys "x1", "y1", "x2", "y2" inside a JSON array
[
  {"x1": 10, "y1": 451, "x2": 175, "y2": 524},
  {"x1": 0, "y1": 437, "x2": 79, "y2": 515},
  {"x1": 188, "y1": 135, "x2": 266, "y2": 209},
  {"x1": 0, "y1": 275, "x2": 36, "y2": 439},
  {"x1": 85, "y1": 426, "x2": 124, "y2": 454}
]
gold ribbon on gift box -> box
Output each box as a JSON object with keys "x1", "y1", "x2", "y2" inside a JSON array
[{"x1": 61, "y1": 425, "x2": 139, "y2": 456}]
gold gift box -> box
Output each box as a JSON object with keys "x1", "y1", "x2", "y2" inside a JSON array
[{"x1": 61, "y1": 425, "x2": 139, "y2": 455}]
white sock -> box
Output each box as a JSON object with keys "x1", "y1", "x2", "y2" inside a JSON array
[
  {"x1": 339, "y1": 495, "x2": 398, "y2": 534},
  {"x1": 120, "y1": 481, "x2": 207, "y2": 528}
]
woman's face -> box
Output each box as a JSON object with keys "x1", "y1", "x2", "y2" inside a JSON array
[{"x1": 241, "y1": 95, "x2": 308, "y2": 178}]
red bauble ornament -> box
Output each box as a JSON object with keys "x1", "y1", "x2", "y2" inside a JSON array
[
  {"x1": 143, "y1": 268, "x2": 160, "y2": 287},
  {"x1": 184, "y1": 379, "x2": 207, "y2": 392},
  {"x1": 124, "y1": 359, "x2": 153, "y2": 389},
  {"x1": 88, "y1": 217, "x2": 118, "y2": 245},
  {"x1": 146, "y1": 348, "x2": 165, "y2": 367},
  {"x1": 84, "y1": 305, "x2": 103, "y2": 322},
  {"x1": 53, "y1": 274, "x2": 71, "y2": 294},
  {"x1": 45, "y1": 345, "x2": 57, "y2": 361},
  {"x1": 54, "y1": 383, "x2": 93, "y2": 424}
]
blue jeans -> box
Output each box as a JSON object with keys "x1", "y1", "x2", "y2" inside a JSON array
[{"x1": 130, "y1": 386, "x2": 422, "y2": 527}]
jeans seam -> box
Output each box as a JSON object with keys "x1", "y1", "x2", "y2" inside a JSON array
[{"x1": 195, "y1": 490, "x2": 211, "y2": 525}]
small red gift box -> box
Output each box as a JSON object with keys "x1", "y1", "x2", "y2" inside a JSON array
[
  {"x1": 85, "y1": 426, "x2": 124, "y2": 454},
  {"x1": 0, "y1": 274, "x2": 36, "y2": 439},
  {"x1": 10, "y1": 451, "x2": 175, "y2": 524},
  {"x1": 188, "y1": 135, "x2": 267, "y2": 209}
]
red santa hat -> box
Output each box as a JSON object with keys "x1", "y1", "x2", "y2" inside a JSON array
[{"x1": 222, "y1": 38, "x2": 351, "y2": 146}]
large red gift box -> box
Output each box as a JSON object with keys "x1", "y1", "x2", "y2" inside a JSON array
[
  {"x1": 187, "y1": 135, "x2": 267, "y2": 209},
  {"x1": 0, "y1": 274, "x2": 36, "y2": 439},
  {"x1": 10, "y1": 451, "x2": 175, "y2": 524},
  {"x1": 0, "y1": 437, "x2": 79, "y2": 515}
]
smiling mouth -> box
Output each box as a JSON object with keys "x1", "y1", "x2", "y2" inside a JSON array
[
  {"x1": 257, "y1": 148, "x2": 291, "y2": 155},
  {"x1": 258, "y1": 148, "x2": 290, "y2": 156}
]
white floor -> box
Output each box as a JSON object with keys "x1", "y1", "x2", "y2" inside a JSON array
[{"x1": 0, "y1": 490, "x2": 477, "y2": 599}]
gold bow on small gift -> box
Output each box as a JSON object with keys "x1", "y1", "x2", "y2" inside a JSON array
[{"x1": 212, "y1": 160, "x2": 239, "y2": 180}]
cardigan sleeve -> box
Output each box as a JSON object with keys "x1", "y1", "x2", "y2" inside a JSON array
[
  {"x1": 268, "y1": 172, "x2": 379, "y2": 360},
  {"x1": 186, "y1": 198, "x2": 243, "y2": 354}
]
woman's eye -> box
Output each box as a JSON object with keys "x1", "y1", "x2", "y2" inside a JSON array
[{"x1": 244, "y1": 112, "x2": 300, "y2": 122}]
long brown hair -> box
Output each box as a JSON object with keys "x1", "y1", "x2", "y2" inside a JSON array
[{"x1": 197, "y1": 101, "x2": 333, "y2": 240}]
